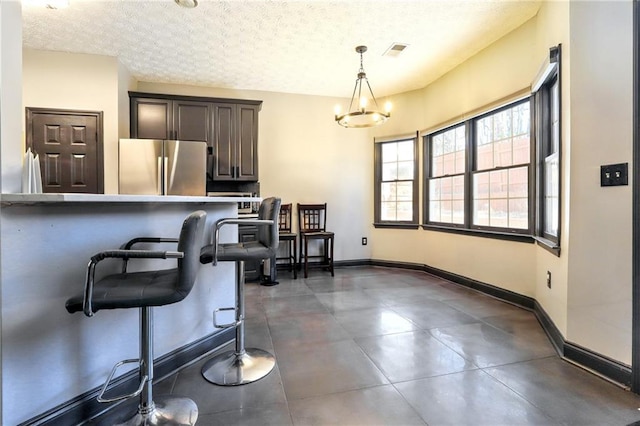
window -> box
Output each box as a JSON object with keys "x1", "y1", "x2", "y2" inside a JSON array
[
  {"x1": 374, "y1": 135, "x2": 419, "y2": 227},
  {"x1": 424, "y1": 97, "x2": 532, "y2": 236},
  {"x1": 473, "y1": 101, "x2": 531, "y2": 230},
  {"x1": 427, "y1": 124, "x2": 466, "y2": 225},
  {"x1": 533, "y1": 45, "x2": 561, "y2": 253}
]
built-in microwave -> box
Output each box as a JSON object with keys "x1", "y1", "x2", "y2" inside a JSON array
[{"x1": 207, "y1": 192, "x2": 259, "y2": 214}]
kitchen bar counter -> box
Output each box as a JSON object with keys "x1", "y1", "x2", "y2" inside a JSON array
[
  {"x1": 0, "y1": 194, "x2": 246, "y2": 424},
  {"x1": 0, "y1": 192, "x2": 260, "y2": 205}
]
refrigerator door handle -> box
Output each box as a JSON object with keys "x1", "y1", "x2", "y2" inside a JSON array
[
  {"x1": 157, "y1": 156, "x2": 163, "y2": 195},
  {"x1": 163, "y1": 156, "x2": 169, "y2": 195}
]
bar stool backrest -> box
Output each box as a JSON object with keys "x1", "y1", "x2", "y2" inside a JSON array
[
  {"x1": 257, "y1": 197, "x2": 282, "y2": 250},
  {"x1": 176, "y1": 210, "x2": 207, "y2": 298},
  {"x1": 297, "y1": 203, "x2": 328, "y2": 233}
]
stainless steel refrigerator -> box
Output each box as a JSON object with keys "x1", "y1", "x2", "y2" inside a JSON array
[{"x1": 119, "y1": 139, "x2": 206, "y2": 196}]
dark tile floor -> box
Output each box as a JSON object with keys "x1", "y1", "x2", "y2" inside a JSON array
[{"x1": 96, "y1": 266, "x2": 640, "y2": 425}]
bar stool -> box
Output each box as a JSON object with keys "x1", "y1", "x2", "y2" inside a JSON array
[
  {"x1": 276, "y1": 203, "x2": 297, "y2": 279},
  {"x1": 65, "y1": 210, "x2": 207, "y2": 426},
  {"x1": 297, "y1": 203, "x2": 334, "y2": 278},
  {"x1": 199, "y1": 197, "x2": 281, "y2": 385}
]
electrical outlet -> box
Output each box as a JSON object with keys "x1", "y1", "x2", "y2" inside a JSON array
[
  {"x1": 546, "y1": 271, "x2": 552, "y2": 289},
  {"x1": 362, "y1": 237, "x2": 368, "y2": 245}
]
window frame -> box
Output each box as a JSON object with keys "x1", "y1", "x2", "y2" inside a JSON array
[
  {"x1": 470, "y1": 99, "x2": 534, "y2": 234},
  {"x1": 422, "y1": 97, "x2": 534, "y2": 238},
  {"x1": 533, "y1": 45, "x2": 562, "y2": 256},
  {"x1": 374, "y1": 134, "x2": 419, "y2": 229},
  {"x1": 424, "y1": 123, "x2": 469, "y2": 229}
]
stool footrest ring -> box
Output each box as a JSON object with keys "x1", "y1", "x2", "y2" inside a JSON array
[
  {"x1": 97, "y1": 358, "x2": 147, "y2": 403},
  {"x1": 213, "y1": 307, "x2": 241, "y2": 329}
]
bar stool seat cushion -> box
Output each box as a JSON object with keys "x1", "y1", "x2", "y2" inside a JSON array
[
  {"x1": 65, "y1": 268, "x2": 186, "y2": 313},
  {"x1": 200, "y1": 241, "x2": 276, "y2": 264}
]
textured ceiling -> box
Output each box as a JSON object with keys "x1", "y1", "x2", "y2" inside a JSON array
[{"x1": 21, "y1": 0, "x2": 541, "y2": 98}]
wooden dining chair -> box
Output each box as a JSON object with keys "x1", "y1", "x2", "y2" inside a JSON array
[{"x1": 297, "y1": 203, "x2": 334, "y2": 278}]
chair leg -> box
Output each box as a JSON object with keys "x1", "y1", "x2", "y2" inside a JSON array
[
  {"x1": 292, "y1": 239, "x2": 297, "y2": 279},
  {"x1": 117, "y1": 307, "x2": 198, "y2": 426},
  {"x1": 304, "y1": 237, "x2": 309, "y2": 278},
  {"x1": 201, "y1": 261, "x2": 275, "y2": 386},
  {"x1": 329, "y1": 236, "x2": 334, "y2": 277}
]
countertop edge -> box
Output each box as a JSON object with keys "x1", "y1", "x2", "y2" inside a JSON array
[{"x1": 0, "y1": 193, "x2": 261, "y2": 205}]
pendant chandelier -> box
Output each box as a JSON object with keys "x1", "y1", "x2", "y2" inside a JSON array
[{"x1": 335, "y1": 46, "x2": 391, "y2": 128}]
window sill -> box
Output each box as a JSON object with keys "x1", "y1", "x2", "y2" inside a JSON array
[
  {"x1": 421, "y1": 224, "x2": 535, "y2": 243},
  {"x1": 373, "y1": 223, "x2": 420, "y2": 230},
  {"x1": 533, "y1": 236, "x2": 561, "y2": 256}
]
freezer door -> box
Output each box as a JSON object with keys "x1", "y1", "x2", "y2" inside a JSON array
[
  {"x1": 119, "y1": 139, "x2": 164, "y2": 195},
  {"x1": 165, "y1": 140, "x2": 207, "y2": 196}
]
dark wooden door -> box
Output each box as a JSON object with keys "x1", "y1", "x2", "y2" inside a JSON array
[
  {"x1": 26, "y1": 108, "x2": 104, "y2": 193},
  {"x1": 131, "y1": 98, "x2": 172, "y2": 139},
  {"x1": 236, "y1": 104, "x2": 259, "y2": 181}
]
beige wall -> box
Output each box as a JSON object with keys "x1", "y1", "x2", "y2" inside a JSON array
[
  {"x1": 532, "y1": 0, "x2": 572, "y2": 343},
  {"x1": 566, "y1": 0, "x2": 633, "y2": 364},
  {"x1": 117, "y1": 60, "x2": 136, "y2": 140},
  {"x1": 1, "y1": 1, "x2": 23, "y2": 194},
  {"x1": 22, "y1": 49, "x2": 121, "y2": 193},
  {"x1": 369, "y1": 17, "x2": 540, "y2": 298}
]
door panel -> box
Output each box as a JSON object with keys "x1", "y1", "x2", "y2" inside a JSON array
[
  {"x1": 27, "y1": 109, "x2": 103, "y2": 193},
  {"x1": 212, "y1": 103, "x2": 235, "y2": 180},
  {"x1": 173, "y1": 100, "x2": 213, "y2": 179},
  {"x1": 131, "y1": 98, "x2": 172, "y2": 139},
  {"x1": 173, "y1": 101, "x2": 211, "y2": 142},
  {"x1": 118, "y1": 139, "x2": 164, "y2": 195},
  {"x1": 164, "y1": 140, "x2": 207, "y2": 196},
  {"x1": 43, "y1": 153, "x2": 62, "y2": 188},
  {"x1": 237, "y1": 105, "x2": 258, "y2": 181}
]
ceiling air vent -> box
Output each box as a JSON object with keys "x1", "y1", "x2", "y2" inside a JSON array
[{"x1": 383, "y1": 43, "x2": 409, "y2": 58}]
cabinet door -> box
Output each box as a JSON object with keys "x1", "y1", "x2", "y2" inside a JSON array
[
  {"x1": 212, "y1": 103, "x2": 236, "y2": 181},
  {"x1": 173, "y1": 100, "x2": 212, "y2": 142},
  {"x1": 173, "y1": 100, "x2": 213, "y2": 177},
  {"x1": 235, "y1": 104, "x2": 259, "y2": 181},
  {"x1": 131, "y1": 98, "x2": 172, "y2": 139}
]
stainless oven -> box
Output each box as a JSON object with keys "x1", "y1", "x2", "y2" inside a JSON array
[{"x1": 207, "y1": 192, "x2": 259, "y2": 214}]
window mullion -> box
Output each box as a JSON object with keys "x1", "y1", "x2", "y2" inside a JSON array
[{"x1": 465, "y1": 119, "x2": 473, "y2": 229}]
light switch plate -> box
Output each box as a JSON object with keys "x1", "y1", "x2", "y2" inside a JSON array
[{"x1": 600, "y1": 163, "x2": 628, "y2": 187}]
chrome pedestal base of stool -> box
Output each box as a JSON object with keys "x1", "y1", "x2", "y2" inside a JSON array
[
  {"x1": 201, "y1": 261, "x2": 276, "y2": 386},
  {"x1": 201, "y1": 348, "x2": 276, "y2": 386},
  {"x1": 116, "y1": 395, "x2": 198, "y2": 426}
]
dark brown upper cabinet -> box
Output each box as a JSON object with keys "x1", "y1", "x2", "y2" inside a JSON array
[
  {"x1": 130, "y1": 97, "x2": 212, "y2": 142},
  {"x1": 212, "y1": 103, "x2": 259, "y2": 182},
  {"x1": 129, "y1": 92, "x2": 261, "y2": 182}
]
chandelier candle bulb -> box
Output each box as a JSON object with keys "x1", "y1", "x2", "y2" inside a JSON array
[{"x1": 360, "y1": 97, "x2": 368, "y2": 110}]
